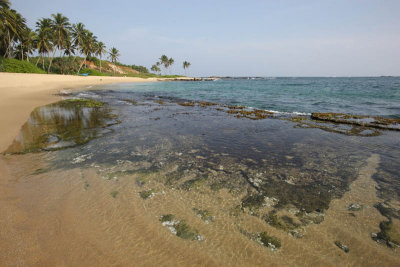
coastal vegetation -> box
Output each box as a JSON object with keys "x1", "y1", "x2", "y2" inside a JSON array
[{"x1": 0, "y1": 1, "x2": 185, "y2": 77}]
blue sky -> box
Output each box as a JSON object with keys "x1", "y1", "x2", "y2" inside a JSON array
[{"x1": 12, "y1": 0, "x2": 400, "y2": 76}]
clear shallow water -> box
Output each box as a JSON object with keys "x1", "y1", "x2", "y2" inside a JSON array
[{"x1": 102, "y1": 77, "x2": 400, "y2": 117}]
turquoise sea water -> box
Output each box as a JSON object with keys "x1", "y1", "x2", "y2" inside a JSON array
[{"x1": 104, "y1": 77, "x2": 400, "y2": 118}]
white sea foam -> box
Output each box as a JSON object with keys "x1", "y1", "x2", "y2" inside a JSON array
[{"x1": 246, "y1": 106, "x2": 310, "y2": 116}]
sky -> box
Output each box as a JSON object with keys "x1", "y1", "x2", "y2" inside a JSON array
[{"x1": 11, "y1": 0, "x2": 400, "y2": 77}]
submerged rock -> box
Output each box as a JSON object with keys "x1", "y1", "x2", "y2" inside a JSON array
[
  {"x1": 334, "y1": 241, "x2": 350, "y2": 253},
  {"x1": 160, "y1": 214, "x2": 204, "y2": 241},
  {"x1": 258, "y1": 232, "x2": 282, "y2": 251},
  {"x1": 347, "y1": 203, "x2": 362, "y2": 211},
  {"x1": 374, "y1": 220, "x2": 400, "y2": 248},
  {"x1": 311, "y1": 113, "x2": 400, "y2": 131}
]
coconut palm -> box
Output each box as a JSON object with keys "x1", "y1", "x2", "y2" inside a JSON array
[
  {"x1": 95, "y1": 41, "x2": 106, "y2": 72},
  {"x1": 167, "y1": 57, "x2": 174, "y2": 74},
  {"x1": 151, "y1": 64, "x2": 160, "y2": 75},
  {"x1": 183, "y1": 61, "x2": 191, "y2": 76},
  {"x1": 77, "y1": 30, "x2": 97, "y2": 73},
  {"x1": 35, "y1": 18, "x2": 53, "y2": 69},
  {"x1": 159, "y1": 54, "x2": 168, "y2": 74},
  {"x1": 51, "y1": 13, "x2": 70, "y2": 57},
  {"x1": 0, "y1": 0, "x2": 10, "y2": 8},
  {"x1": 71, "y1": 22, "x2": 85, "y2": 63},
  {"x1": 1, "y1": 7, "x2": 27, "y2": 58},
  {"x1": 18, "y1": 28, "x2": 37, "y2": 61},
  {"x1": 109, "y1": 47, "x2": 120, "y2": 75},
  {"x1": 63, "y1": 34, "x2": 75, "y2": 56},
  {"x1": 47, "y1": 13, "x2": 70, "y2": 73}
]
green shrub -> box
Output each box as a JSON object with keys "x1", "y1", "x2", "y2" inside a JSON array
[
  {"x1": 79, "y1": 68, "x2": 110, "y2": 76},
  {"x1": 0, "y1": 58, "x2": 46, "y2": 74},
  {"x1": 131, "y1": 65, "x2": 149, "y2": 73}
]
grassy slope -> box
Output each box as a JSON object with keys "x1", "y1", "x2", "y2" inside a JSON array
[{"x1": 0, "y1": 58, "x2": 46, "y2": 74}]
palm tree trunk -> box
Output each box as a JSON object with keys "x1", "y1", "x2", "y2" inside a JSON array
[
  {"x1": 48, "y1": 49, "x2": 56, "y2": 74},
  {"x1": 100, "y1": 55, "x2": 102, "y2": 73},
  {"x1": 21, "y1": 44, "x2": 24, "y2": 61},
  {"x1": 35, "y1": 55, "x2": 41, "y2": 67},
  {"x1": 77, "y1": 55, "x2": 87, "y2": 74}
]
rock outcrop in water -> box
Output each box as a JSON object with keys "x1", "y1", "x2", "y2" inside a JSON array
[{"x1": 311, "y1": 113, "x2": 400, "y2": 131}]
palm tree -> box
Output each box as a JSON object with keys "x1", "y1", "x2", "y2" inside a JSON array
[
  {"x1": 159, "y1": 54, "x2": 168, "y2": 74},
  {"x1": 0, "y1": 0, "x2": 10, "y2": 8},
  {"x1": 71, "y1": 22, "x2": 85, "y2": 64},
  {"x1": 151, "y1": 64, "x2": 160, "y2": 75},
  {"x1": 77, "y1": 29, "x2": 97, "y2": 73},
  {"x1": 18, "y1": 28, "x2": 36, "y2": 61},
  {"x1": 35, "y1": 18, "x2": 53, "y2": 70},
  {"x1": 108, "y1": 47, "x2": 120, "y2": 75},
  {"x1": 183, "y1": 61, "x2": 191, "y2": 76},
  {"x1": 1, "y1": 8, "x2": 27, "y2": 58},
  {"x1": 63, "y1": 34, "x2": 75, "y2": 56},
  {"x1": 47, "y1": 13, "x2": 70, "y2": 73},
  {"x1": 95, "y1": 41, "x2": 106, "y2": 72},
  {"x1": 167, "y1": 57, "x2": 174, "y2": 74},
  {"x1": 51, "y1": 13, "x2": 70, "y2": 56}
]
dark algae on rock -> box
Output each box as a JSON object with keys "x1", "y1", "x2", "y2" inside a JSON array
[
  {"x1": 311, "y1": 113, "x2": 400, "y2": 131},
  {"x1": 160, "y1": 214, "x2": 204, "y2": 241},
  {"x1": 334, "y1": 241, "x2": 350, "y2": 253},
  {"x1": 258, "y1": 232, "x2": 281, "y2": 250}
]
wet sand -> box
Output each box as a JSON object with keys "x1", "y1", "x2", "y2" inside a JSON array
[{"x1": 1, "y1": 152, "x2": 399, "y2": 266}]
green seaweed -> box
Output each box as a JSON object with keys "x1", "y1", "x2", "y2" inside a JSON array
[
  {"x1": 227, "y1": 109, "x2": 273, "y2": 120},
  {"x1": 193, "y1": 208, "x2": 215, "y2": 222},
  {"x1": 178, "y1": 102, "x2": 195, "y2": 107},
  {"x1": 160, "y1": 214, "x2": 175, "y2": 222},
  {"x1": 139, "y1": 189, "x2": 155, "y2": 199},
  {"x1": 59, "y1": 98, "x2": 104, "y2": 108},
  {"x1": 122, "y1": 99, "x2": 138, "y2": 105},
  {"x1": 110, "y1": 191, "x2": 119, "y2": 198},
  {"x1": 241, "y1": 193, "x2": 265, "y2": 210},
  {"x1": 296, "y1": 211, "x2": 325, "y2": 225},
  {"x1": 264, "y1": 210, "x2": 299, "y2": 231},
  {"x1": 165, "y1": 168, "x2": 185, "y2": 185},
  {"x1": 311, "y1": 112, "x2": 400, "y2": 131},
  {"x1": 181, "y1": 176, "x2": 207, "y2": 190},
  {"x1": 376, "y1": 220, "x2": 400, "y2": 247},
  {"x1": 259, "y1": 232, "x2": 281, "y2": 249},
  {"x1": 198, "y1": 101, "x2": 217, "y2": 107},
  {"x1": 174, "y1": 221, "x2": 200, "y2": 240}
]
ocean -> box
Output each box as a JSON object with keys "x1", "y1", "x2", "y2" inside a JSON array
[{"x1": 104, "y1": 77, "x2": 400, "y2": 118}]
